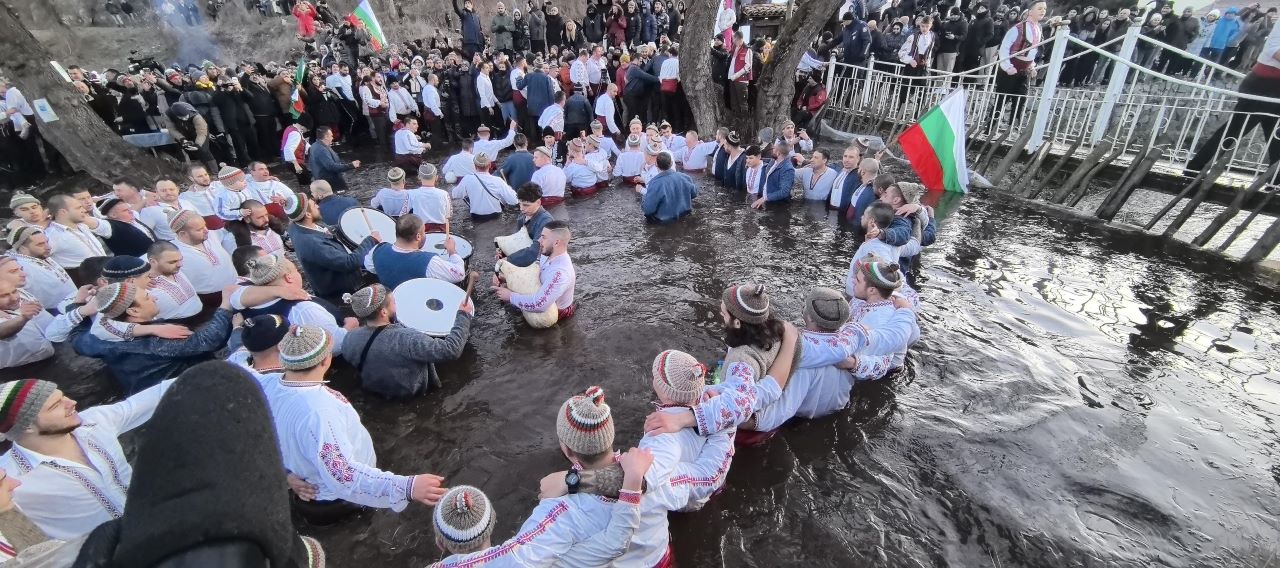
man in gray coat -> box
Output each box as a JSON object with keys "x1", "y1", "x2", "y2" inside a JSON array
[
  {"x1": 491, "y1": 2, "x2": 515, "y2": 54},
  {"x1": 528, "y1": 1, "x2": 548, "y2": 54}
]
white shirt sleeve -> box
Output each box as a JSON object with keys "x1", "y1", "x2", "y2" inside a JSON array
[
  {"x1": 291, "y1": 301, "x2": 347, "y2": 352},
  {"x1": 426, "y1": 254, "x2": 467, "y2": 283}
]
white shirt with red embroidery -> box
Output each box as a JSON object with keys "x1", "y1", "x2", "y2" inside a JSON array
[
  {"x1": 260, "y1": 377, "x2": 414, "y2": 510},
  {"x1": 509, "y1": 253, "x2": 575, "y2": 313},
  {"x1": 221, "y1": 226, "x2": 285, "y2": 259},
  {"x1": 0, "y1": 380, "x2": 174, "y2": 539},
  {"x1": 175, "y1": 238, "x2": 237, "y2": 294},
  {"x1": 147, "y1": 272, "x2": 202, "y2": 321},
  {"x1": 429, "y1": 491, "x2": 644, "y2": 567}
]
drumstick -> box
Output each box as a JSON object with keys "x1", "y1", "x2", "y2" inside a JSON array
[
  {"x1": 358, "y1": 208, "x2": 373, "y2": 238},
  {"x1": 462, "y1": 271, "x2": 478, "y2": 301}
]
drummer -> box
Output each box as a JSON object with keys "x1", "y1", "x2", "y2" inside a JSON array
[
  {"x1": 311, "y1": 180, "x2": 359, "y2": 227},
  {"x1": 362, "y1": 214, "x2": 466, "y2": 290},
  {"x1": 493, "y1": 220, "x2": 577, "y2": 321},
  {"x1": 286, "y1": 193, "x2": 380, "y2": 304},
  {"x1": 408, "y1": 163, "x2": 452, "y2": 234},
  {"x1": 340, "y1": 283, "x2": 474, "y2": 399},
  {"x1": 498, "y1": 183, "x2": 555, "y2": 268}
]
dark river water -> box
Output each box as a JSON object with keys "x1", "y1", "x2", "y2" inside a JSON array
[{"x1": 282, "y1": 157, "x2": 1280, "y2": 568}]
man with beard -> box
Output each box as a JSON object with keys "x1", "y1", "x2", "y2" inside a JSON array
[
  {"x1": 492, "y1": 220, "x2": 577, "y2": 322},
  {"x1": 363, "y1": 214, "x2": 466, "y2": 290},
  {"x1": 183, "y1": 164, "x2": 225, "y2": 232},
  {"x1": 144, "y1": 241, "x2": 202, "y2": 323},
  {"x1": 340, "y1": 282, "x2": 473, "y2": 398},
  {"x1": 0, "y1": 377, "x2": 176, "y2": 538},
  {"x1": 222, "y1": 200, "x2": 286, "y2": 258},
  {"x1": 169, "y1": 209, "x2": 237, "y2": 313},
  {"x1": 43, "y1": 195, "x2": 110, "y2": 285},
  {"x1": 308, "y1": 126, "x2": 362, "y2": 193},
  {"x1": 6, "y1": 228, "x2": 76, "y2": 309},
  {"x1": 0, "y1": 269, "x2": 96, "y2": 369},
  {"x1": 287, "y1": 193, "x2": 376, "y2": 305}
]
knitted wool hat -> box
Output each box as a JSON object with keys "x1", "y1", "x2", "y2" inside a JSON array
[
  {"x1": 590, "y1": 119, "x2": 603, "y2": 131},
  {"x1": 476, "y1": 125, "x2": 491, "y2": 133},
  {"x1": 803, "y1": 287, "x2": 850, "y2": 332},
  {"x1": 96, "y1": 280, "x2": 139, "y2": 319},
  {"x1": 625, "y1": 134, "x2": 642, "y2": 148},
  {"x1": 858, "y1": 254, "x2": 904, "y2": 291},
  {"x1": 644, "y1": 141, "x2": 665, "y2": 156},
  {"x1": 343, "y1": 284, "x2": 389, "y2": 319},
  {"x1": 418, "y1": 163, "x2": 438, "y2": 179},
  {"x1": 387, "y1": 167, "x2": 406, "y2": 182},
  {"x1": 103, "y1": 255, "x2": 150, "y2": 281},
  {"x1": 218, "y1": 165, "x2": 245, "y2": 181},
  {"x1": 6, "y1": 226, "x2": 39, "y2": 249},
  {"x1": 287, "y1": 192, "x2": 309, "y2": 222},
  {"x1": 8, "y1": 192, "x2": 39, "y2": 210},
  {"x1": 278, "y1": 325, "x2": 330, "y2": 371},
  {"x1": 534, "y1": 146, "x2": 554, "y2": 158},
  {"x1": 433, "y1": 486, "x2": 497, "y2": 554},
  {"x1": 556, "y1": 386, "x2": 614, "y2": 456},
  {"x1": 569, "y1": 138, "x2": 586, "y2": 151},
  {"x1": 241, "y1": 314, "x2": 290, "y2": 352},
  {"x1": 167, "y1": 208, "x2": 200, "y2": 233},
  {"x1": 474, "y1": 152, "x2": 492, "y2": 169},
  {"x1": 726, "y1": 131, "x2": 741, "y2": 145},
  {"x1": 721, "y1": 283, "x2": 770, "y2": 325},
  {"x1": 244, "y1": 254, "x2": 288, "y2": 285},
  {"x1": 651, "y1": 350, "x2": 706, "y2": 406},
  {"x1": 0, "y1": 379, "x2": 57, "y2": 438},
  {"x1": 98, "y1": 197, "x2": 125, "y2": 217},
  {"x1": 896, "y1": 181, "x2": 924, "y2": 204},
  {"x1": 629, "y1": 116, "x2": 642, "y2": 127},
  {"x1": 659, "y1": 119, "x2": 671, "y2": 128}
]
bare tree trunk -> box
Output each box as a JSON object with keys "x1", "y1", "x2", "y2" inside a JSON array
[
  {"x1": 748, "y1": 0, "x2": 843, "y2": 134},
  {"x1": 681, "y1": 0, "x2": 842, "y2": 137},
  {"x1": 677, "y1": 0, "x2": 721, "y2": 135},
  {"x1": 0, "y1": 1, "x2": 175, "y2": 186}
]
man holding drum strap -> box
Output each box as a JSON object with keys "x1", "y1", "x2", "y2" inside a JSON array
[
  {"x1": 493, "y1": 220, "x2": 577, "y2": 321},
  {"x1": 498, "y1": 183, "x2": 556, "y2": 268},
  {"x1": 362, "y1": 214, "x2": 467, "y2": 290},
  {"x1": 286, "y1": 194, "x2": 380, "y2": 306},
  {"x1": 340, "y1": 284, "x2": 474, "y2": 399}
]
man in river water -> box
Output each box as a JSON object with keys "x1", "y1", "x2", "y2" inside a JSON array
[{"x1": 492, "y1": 220, "x2": 577, "y2": 321}]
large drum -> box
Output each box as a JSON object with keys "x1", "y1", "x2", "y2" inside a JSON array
[
  {"x1": 392, "y1": 278, "x2": 468, "y2": 337},
  {"x1": 422, "y1": 233, "x2": 473, "y2": 261},
  {"x1": 337, "y1": 207, "x2": 396, "y2": 250}
]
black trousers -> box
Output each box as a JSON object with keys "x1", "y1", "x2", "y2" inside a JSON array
[
  {"x1": 993, "y1": 69, "x2": 1030, "y2": 123},
  {"x1": 1186, "y1": 71, "x2": 1280, "y2": 181},
  {"x1": 253, "y1": 115, "x2": 280, "y2": 162}
]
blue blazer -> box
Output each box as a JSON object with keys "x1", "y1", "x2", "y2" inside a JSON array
[{"x1": 762, "y1": 159, "x2": 795, "y2": 202}]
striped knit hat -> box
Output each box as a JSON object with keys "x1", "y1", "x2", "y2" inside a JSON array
[
  {"x1": 556, "y1": 386, "x2": 614, "y2": 456},
  {"x1": 343, "y1": 284, "x2": 389, "y2": 319},
  {"x1": 433, "y1": 486, "x2": 496, "y2": 554},
  {"x1": 625, "y1": 134, "x2": 642, "y2": 148},
  {"x1": 167, "y1": 208, "x2": 200, "y2": 233},
  {"x1": 418, "y1": 163, "x2": 438, "y2": 180},
  {"x1": 651, "y1": 350, "x2": 706, "y2": 406},
  {"x1": 6, "y1": 226, "x2": 39, "y2": 249},
  {"x1": 473, "y1": 152, "x2": 492, "y2": 169},
  {"x1": 387, "y1": 167, "x2": 406, "y2": 182},
  {"x1": 629, "y1": 116, "x2": 642, "y2": 128},
  {"x1": 278, "y1": 325, "x2": 331, "y2": 371},
  {"x1": 103, "y1": 255, "x2": 150, "y2": 281},
  {"x1": 218, "y1": 165, "x2": 245, "y2": 182},
  {"x1": 244, "y1": 254, "x2": 288, "y2": 285},
  {"x1": 0, "y1": 379, "x2": 58, "y2": 438},
  {"x1": 8, "y1": 192, "x2": 39, "y2": 209},
  {"x1": 241, "y1": 314, "x2": 290, "y2": 352},
  {"x1": 858, "y1": 254, "x2": 903, "y2": 292},
  {"x1": 803, "y1": 287, "x2": 850, "y2": 332},
  {"x1": 534, "y1": 146, "x2": 554, "y2": 159},
  {"x1": 96, "y1": 281, "x2": 139, "y2": 319},
  {"x1": 721, "y1": 283, "x2": 770, "y2": 325},
  {"x1": 287, "y1": 192, "x2": 309, "y2": 221}
]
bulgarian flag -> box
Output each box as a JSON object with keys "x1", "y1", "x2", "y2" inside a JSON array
[
  {"x1": 899, "y1": 89, "x2": 970, "y2": 193},
  {"x1": 353, "y1": 0, "x2": 388, "y2": 52},
  {"x1": 289, "y1": 58, "x2": 306, "y2": 119}
]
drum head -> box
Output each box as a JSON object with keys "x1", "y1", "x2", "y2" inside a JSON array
[
  {"x1": 338, "y1": 208, "x2": 395, "y2": 247},
  {"x1": 422, "y1": 233, "x2": 473, "y2": 259},
  {"x1": 392, "y1": 278, "x2": 467, "y2": 337}
]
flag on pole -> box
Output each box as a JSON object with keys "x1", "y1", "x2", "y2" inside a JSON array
[
  {"x1": 289, "y1": 58, "x2": 307, "y2": 119},
  {"x1": 353, "y1": 0, "x2": 388, "y2": 52},
  {"x1": 899, "y1": 89, "x2": 970, "y2": 193}
]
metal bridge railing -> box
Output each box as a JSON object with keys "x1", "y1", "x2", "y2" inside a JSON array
[{"x1": 822, "y1": 23, "x2": 1280, "y2": 189}]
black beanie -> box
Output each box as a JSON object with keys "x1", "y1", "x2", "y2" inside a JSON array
[
  {"x1": 241, "y1": 314, "x2": 291, "y2": 353},
  {"x1": 99, "y1": 361, "x2": 318, "y2": 567}
]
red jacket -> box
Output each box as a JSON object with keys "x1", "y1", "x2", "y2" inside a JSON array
[{"x1": 615, "y1": 63, "x2": 629, "y2": 94}]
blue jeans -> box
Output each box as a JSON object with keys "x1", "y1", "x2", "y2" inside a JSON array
[{"x1": 500, "y1": 101, "x2": 518, "y2": 124}]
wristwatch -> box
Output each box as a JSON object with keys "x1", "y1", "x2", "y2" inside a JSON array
[{"x1": 565, "y1": 470, "x2": 581, "y2": 495}]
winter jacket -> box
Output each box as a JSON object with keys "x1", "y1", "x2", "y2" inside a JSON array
[
  {"x1": 242, "y1": 82, "x2": 278, "y2": 117},
  {"x1": 1209, "y1": 9, "x2": 1241, "y2": 50},
  {"x1": 668, "y1": 7, "x2": 681, "y2": 40},
  {"x1": 627, "y1": 11, "x2": 641, "y2": 43},
  {"x1": 529, "y1": 10, "x2": 547, "y2": 46},
  {"x1": 584, "y1": 10, "x2": 606, "y2": 43},
  {"x1": 491, "y1": 12, "x2": 514, "y2": 51},
  {"x1": 514, "y1": 16, "x2": 531, "y2": 52},
  {"x1": 938, "y1": 18, "x2": 968, "y2": 53},
  {"x1": 1163, "y1": 14, "x2": 1190, "y2": 48},
  {"x1": 640, "y1": 11, "x2": 657, "y2": 44},
  {"x1": 454, "y1": 0, "x2": 484, "y2": 47},
  {"x1": 518, "y1": 70, "x2": 556, "y2": 120},
  {"x1": 840, "y1": 19, "x2": 872, "y2": 65},
  {"x1": 546, "y1": 13, "x2": 564, "y2": 45},
  {"x1": 608, "y1": 13, "x2": 628, "y2": 46},
  {"x1": 458, "y1": 70, "x2": 479, "y2": 116}
]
